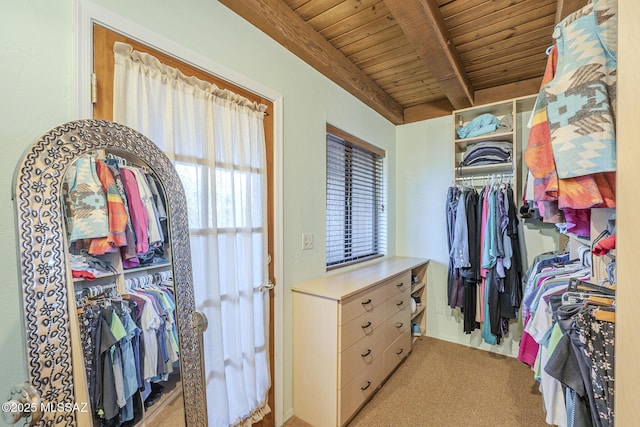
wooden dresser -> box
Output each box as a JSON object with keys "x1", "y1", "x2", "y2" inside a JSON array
[{"x1": 292, "y1": 257, "x2": 428, "y2": 427}]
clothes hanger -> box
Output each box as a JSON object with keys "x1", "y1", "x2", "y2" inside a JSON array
[
  {"x1": 594, "y1": 308, "x2": 615, "y2": 323},
  {"x1": 562, "y1": 291, "x2": 615, "y2": 305},
  {"x1": 567, "y1": 277, "x2": 616, "y2": 296},
  {"x1": 583, "y1": 295, "x2": 615, "y2": 307},
  {"x1": 583, "y1": 296, "x2": 616, "y2": 323}
]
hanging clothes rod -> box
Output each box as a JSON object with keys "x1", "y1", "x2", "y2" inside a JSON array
[
  {"x1": 454, "y1": 172, "x2": 513, "y2": 186},
  {"x1": 75, "y1": 282, "x2": 117, "y2": 297}
]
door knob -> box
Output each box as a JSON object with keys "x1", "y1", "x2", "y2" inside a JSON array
[
  {"x1": 259, "y1": 280, "x2": 275, "y2": 292},
  {"x1": 1, "y1": 383, "x2": 41, "y2": 426},
  {"x1": 193, "y1": 310, "x2": 209, "y2": 333}
]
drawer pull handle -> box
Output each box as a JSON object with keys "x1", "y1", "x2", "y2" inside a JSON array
[
  {"x1": 361, "y1": 299, "x2": 372, "y2": 305},
  {"x1": 396, "y1": 282, "x2": 404, "y2": 288},
  {"x1": 361, "y1": 381, "x2": 371, "y2": 391},
  {"x1": 361, "y1": 349, "x2": 372, "y2": 357},
  {"x1": 396, "y1": 322, "x2": 404, "y2": 328},
  {"x1": 362, "y1": 321, "x2": 372, "y2": 329},
  {"x1": 396, "y1": 348, "x2": 404, "y2": 355},
  {"x1": 396, "y1": 300, "x2": 404, "y2": 306}
]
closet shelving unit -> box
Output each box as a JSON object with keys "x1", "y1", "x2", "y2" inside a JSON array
[
  {"x1": 67, "y1": 151, "x2": 182, "y2": 426},
  {"x1": 453, "y1": 95, "x2": 536, "y2": 198},
  {"x1": 410, "y1": 261, "x2": 428, "y2": 343}
]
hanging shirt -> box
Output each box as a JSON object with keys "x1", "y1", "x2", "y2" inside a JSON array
[
  {"x1": 106, "y1": 163, "x2": 138, "y2": 262},
  {"x1": 450, "y1": 188, "x2": 470, "y2": 269},
  {"x1": 122, "y1": 166, "x2": 164, "y2": 245},
  {"x1": 89, "y1": 159, "x2": 129, "y2": 255},
  {"x1": 134, "y1": 291, "x2": 162, "y2": 381},
  {"x1": 109, "y1": 310, "x2": 128, "y2": 410},
  {"x1": 539, "y1": 323, "x2": 569, "y2": 427},
  {"x1": 120, "y1": 168, "x2": 150, "y2": 255},
  {"x1": 482, "y1": 188, "x2": 498, "y2": 270}
]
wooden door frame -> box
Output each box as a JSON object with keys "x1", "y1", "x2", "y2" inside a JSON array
[{"x1": 73, "y1": 2, "x2": 285, "y2": 425}]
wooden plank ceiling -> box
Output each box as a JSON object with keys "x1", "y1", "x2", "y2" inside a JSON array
[{"x1": 218, "y1": 0, "x2": 590, "y2": 125}]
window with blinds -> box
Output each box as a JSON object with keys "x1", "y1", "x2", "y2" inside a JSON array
[{"x1": 326, "y1": 126, "x2": 386, "y2": 269}]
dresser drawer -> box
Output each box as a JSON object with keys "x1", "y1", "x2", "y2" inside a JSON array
[
  {"x1": 339, "y1": 282, "x2": 387, "y2": 326},
  {"x1": 339, "y1": 304, "x2": 387, "y2": 350},
  {"x1": 384, "y1": 272, "x2": 412, "y2": 300},
  {"x1": 384, "y1": 291, "x2": 410, "y2": 320},
  {"x1": 382, "y1": 310, "x2": 411, "y2": 349},
  {"x1": 339, "y1": 331, "x2": 382, "y2": 388},
  {"x1": 338, "y1": 355, "x2": 383, "y2": 426},
  {"x1": 382, "y1": 331, "x2": 411, "y2": 379}
]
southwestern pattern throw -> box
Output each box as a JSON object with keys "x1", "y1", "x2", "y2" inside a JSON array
[{"x1": 544, "y1": 0, "x2": 617, "y2": 179}]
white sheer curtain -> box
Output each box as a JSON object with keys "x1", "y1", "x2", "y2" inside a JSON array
[{"x1": 113, "y1": 42, "x2": 270, "y2": 427}]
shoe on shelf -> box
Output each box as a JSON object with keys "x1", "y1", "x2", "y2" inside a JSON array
[{"x1": 411, "y1": 322, "x2": 421, "y2": 337}]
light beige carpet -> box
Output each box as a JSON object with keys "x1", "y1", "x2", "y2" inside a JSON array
[{"x1": 286, "y1": 337, "x2": 546, "y2": 427}]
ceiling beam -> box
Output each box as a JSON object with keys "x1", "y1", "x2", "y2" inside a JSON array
[
  {"x1": 383, "y1": 0, "x2": 474, "y2": 110},
  {"x1": 555, "y1": 0, "x2": 590, "y2": 24},
  {"x1": 218, "y1": 0, "x2": 405, "y2": 124},
  {"x1": 474, "y1": 77, "x2": 542, "y2": 106},
  {"x1": 404, "y1": 76, "x2": 543, "y2": 124},
  {"x1": 404, "y1": 99, "x2": 454, "y2": 124}
]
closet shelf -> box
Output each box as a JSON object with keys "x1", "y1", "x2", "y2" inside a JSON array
[
  {"x1": 454, "y1": 131, "x2": 513, "y2": 149},
  {"x1": 411, "y1": 304, "x2": 426, "y2": 320},
  {"x1": 411, "y1": 281, "x2": 426, "y2": 294},
  {"x1": 73, "y1": 263, "x2": 172, "y2": 283},
  {"x1": 455, "y1": 162, "x2": 513, "y2": 176},
  {"x1": 73, "y1": 271, "x2": 117, "y2": 283},
  {"x1": 123, "y1": 262, "x2": 172, "y2": 274}
]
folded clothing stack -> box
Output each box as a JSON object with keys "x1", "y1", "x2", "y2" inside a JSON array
[
  {"x1": 460, "y1": 140, "x2": 512, "y2": 167},
  {"x1": 456, "y1": 113, "x2": 513, "y2": 139}
]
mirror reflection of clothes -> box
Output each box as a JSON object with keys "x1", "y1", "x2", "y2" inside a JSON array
[{"x1": 77, "y1": 278, "x2": 178, "y2": 425}]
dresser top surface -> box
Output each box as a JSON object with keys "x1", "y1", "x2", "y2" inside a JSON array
[{"x1": 291, "y1": 256, "x2": 428, "y2": 300}]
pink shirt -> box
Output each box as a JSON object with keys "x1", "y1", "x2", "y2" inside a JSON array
[{"x1": 120, "y1": 168, "x2": 149, "y2": 255}]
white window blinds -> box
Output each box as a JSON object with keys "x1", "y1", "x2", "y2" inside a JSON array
[{"x1": 326, "y1": 128, "x2": 386, "y2": 269}]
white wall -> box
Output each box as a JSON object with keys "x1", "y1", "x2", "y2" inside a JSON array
[
  {"x1": 0, "y1": 0, "x2": 396, "y2": 423},
  {"x1": 0, "y1": 0, "x2": 74, "y2": 401},
  {"x1": 395, "y1": 114, "x2": 558, "y2": 357}
]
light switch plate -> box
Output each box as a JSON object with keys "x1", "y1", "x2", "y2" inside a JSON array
[{"x1": 302, "y1": 233, "x2": 313, "y2": 250}]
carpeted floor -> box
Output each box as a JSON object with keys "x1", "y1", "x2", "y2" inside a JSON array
[{"x1": 286, "y1": 337, "x2": 546, "y2": 427}]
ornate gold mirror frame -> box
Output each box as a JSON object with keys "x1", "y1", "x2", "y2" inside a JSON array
[{"x1": 13, "y1": 120, "x2": 206, "y2": 426}]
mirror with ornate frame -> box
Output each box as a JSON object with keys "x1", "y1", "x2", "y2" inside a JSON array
[{"x1": 12, "y1": 120, "x2": 207, "y2": 426}]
